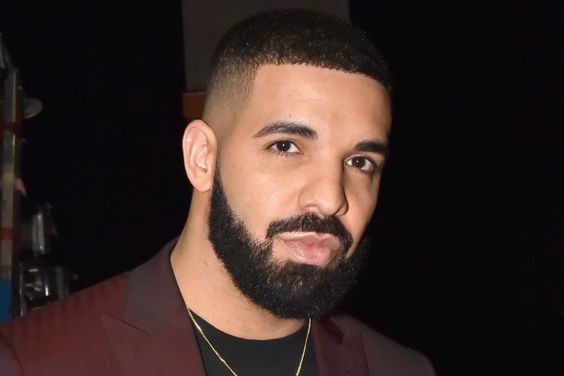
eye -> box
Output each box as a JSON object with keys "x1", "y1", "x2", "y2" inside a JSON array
[
  {"x1": 268, "y1": 140, "x2": 301, "y2": 155},
  {"x1": 345, "y1": 156, "x2": 379, "y2": 173}
]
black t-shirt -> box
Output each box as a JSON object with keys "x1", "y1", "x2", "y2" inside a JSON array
[{"x1": 191, "y1": 312, "x2": 317, "y2": 376}]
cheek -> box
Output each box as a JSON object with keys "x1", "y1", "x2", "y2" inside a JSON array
[
  {"x1": 345, "y1": 205, "x2": 375, "y2": 239},
  {"x1": 343, "y1": 209, "x2": 374, "y2": 259},
  {"x1": 219, "y1": 163, "x2": 293, "y2": 237},
  {"x1": 343, "y1": 182, "x2": 380, "y2": 250}
]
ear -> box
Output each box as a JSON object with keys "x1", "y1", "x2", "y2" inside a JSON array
[{"x1": 182, "y1": 119, "x2": 216, "y2": 192}]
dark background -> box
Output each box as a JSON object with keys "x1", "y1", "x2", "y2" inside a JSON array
[{"x1": 2, "y1": 1, "x2": 562, "y2": 375}]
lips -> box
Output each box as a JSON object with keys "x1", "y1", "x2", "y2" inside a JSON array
[{"x1": 276, "y1": 232, "x2": 342, "y2": 267}]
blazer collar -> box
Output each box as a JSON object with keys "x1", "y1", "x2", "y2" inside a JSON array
[
  {"x1": 313, "y1": 317, "x2": 368, "y2": 376},
  {"x1": 103, "y1": 239, "x2": 206, "y2": 376}
]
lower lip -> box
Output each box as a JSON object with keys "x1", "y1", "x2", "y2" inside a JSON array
[{"x1": 277, "y1": 238, "x2": 338, "y2": 267}]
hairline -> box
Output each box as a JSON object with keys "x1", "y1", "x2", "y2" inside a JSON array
[{"x1": 202, "y1": 62, "x2": 390, "y2": 129}]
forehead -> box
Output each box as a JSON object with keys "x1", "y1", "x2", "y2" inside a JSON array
[{"x1": 231, "y1": 64, "x2": 392, "y2": 142}]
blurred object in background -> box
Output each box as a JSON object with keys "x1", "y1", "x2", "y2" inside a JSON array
[
  {"x1": 0, "y1": 33, "x2": 72, "y2": 322},
  {"x1": 17, "y1": 204, "x2": 74, "y2": 316},
  {"x1": 0, "y1": 31, "x2": 25, "y2": 322}
]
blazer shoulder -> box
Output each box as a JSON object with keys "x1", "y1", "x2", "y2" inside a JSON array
[
  {"x1": 0, "y1": 272, "x2": 131, "y2": 375},
  {"x1": 0, "y1": 331, "x2": 23, "y2": 376},
  {"x1": 329, "y1": 314, "x2": 436, "y2": 376}
]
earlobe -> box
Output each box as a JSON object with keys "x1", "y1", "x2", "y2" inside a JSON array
[{"x1": 182, "y1": 120, "x2": 216, "y2": 192}]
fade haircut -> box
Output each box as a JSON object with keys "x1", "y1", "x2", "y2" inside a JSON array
[{"x1": 202, "y1": 8, "x2": 392, "y2": 123}]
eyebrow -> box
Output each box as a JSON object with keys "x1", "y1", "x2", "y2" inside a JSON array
[
  {"x1": 253, "y1": 121, "x2": 318, "y2": 139},
  {"x1": 355, "y1": 140, "x2": 389, "y2": 157}
]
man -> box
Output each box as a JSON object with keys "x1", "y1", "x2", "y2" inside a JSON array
[{"x1": 0, "y1": 9, "x2": 434, "y2": 375}]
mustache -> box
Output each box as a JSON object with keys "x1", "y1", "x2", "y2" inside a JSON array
[{"x1": 266, "y1": 213, "x2": 353, "y2": 251}]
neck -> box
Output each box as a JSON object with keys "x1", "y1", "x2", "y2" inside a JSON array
[{"x1": 171, "y1": 197, "x2": 305, "y2": 339}]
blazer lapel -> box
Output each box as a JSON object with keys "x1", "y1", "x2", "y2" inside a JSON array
[
  {"x1": 103, "y1": 240, "x2": 206, "y2": 376},
  {"x1": 313, "y1": 318, "x2": 369, "y2": 376}
]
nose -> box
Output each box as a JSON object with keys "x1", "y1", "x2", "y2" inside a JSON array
[{"x1": 297, "y1": 165, "x2": 349, "y2": 217}]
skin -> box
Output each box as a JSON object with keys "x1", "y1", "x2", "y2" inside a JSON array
[{"x1": 171, "y1": 64, "x2": 392, "y2": 340}]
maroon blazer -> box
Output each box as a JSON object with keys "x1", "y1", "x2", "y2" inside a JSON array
[{"x1": 0, "y1": 241, "x2": 434, "y2": 375}]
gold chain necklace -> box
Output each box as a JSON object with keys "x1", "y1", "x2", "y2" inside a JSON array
[{"x1": 187, "y1": 308, "x2": 311, "y2": 376}]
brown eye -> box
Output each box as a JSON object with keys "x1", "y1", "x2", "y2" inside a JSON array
[
  {"x1": 269, "y1": 140, "x2": 300, "y2": 154},
  {"x1": 346, "y1": 156, "x2": 377, "y2": 172},
  {"x1": 275, "y1": 141, "x2": 292, "y2": 152}
]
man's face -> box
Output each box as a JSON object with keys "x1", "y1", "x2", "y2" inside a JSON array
[{"x1": 209, "y1": 64, "x2": 391, "y2": 318}]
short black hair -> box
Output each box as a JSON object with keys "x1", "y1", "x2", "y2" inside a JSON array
[{"x1": 204, "y1": 8, "x2": 392, "y2": 120}]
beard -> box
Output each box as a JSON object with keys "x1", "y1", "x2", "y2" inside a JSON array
[{"x1": 208, "y1": 172, "x2": 370, "y2": 319}]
